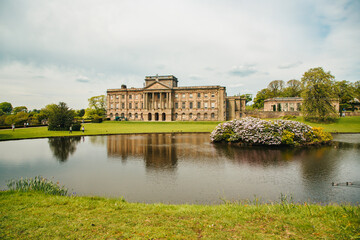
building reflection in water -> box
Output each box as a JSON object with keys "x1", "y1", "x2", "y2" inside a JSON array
[
  {"x1": 48, "y1": 136, "x2": 82, "y2": 162},
  {"x1": 107, "y1": 133, "x2": 218, "y2": 171}
]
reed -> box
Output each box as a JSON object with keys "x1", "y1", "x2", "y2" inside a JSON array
[{"x1": 7, "y1": 176, "x2": 68, "y2": 196}]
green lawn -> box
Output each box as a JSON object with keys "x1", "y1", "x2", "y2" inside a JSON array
[
  {"x1": 0, "y1": 191, "x2": 359, "y2": 239},
  {"x1": 1, "y1": 117, "x2": 359, "y2": 141},
  {"x1": 0, "y1": 121, "x2": 220, "y2": 141},
  {"x1": 295, "y1": 116, "x2": 360, "y2": 133}
]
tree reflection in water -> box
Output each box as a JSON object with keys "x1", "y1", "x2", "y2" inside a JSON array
[{"x1": 48, "y1": 137, "x2": 81, "y2": 162}]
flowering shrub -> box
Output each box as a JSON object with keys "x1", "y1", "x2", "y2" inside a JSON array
[{"x1": 210, "y1": 117, "x2": 332, "y2": 146}]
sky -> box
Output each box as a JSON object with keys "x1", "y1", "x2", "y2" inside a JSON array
[{"x1": 0, "y1": 0, "x2": 359, "y2": 110}]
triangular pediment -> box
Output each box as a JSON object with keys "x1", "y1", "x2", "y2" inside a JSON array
[{"x1": 145, "y1": 81, "x2": 171, "y2": 90}]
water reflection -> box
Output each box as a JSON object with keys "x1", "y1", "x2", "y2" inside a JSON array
[
  {"x1": 107, "y1": 133, "x2": 222, "y2": 170},
  {"x1": 48, "y1": 137, "x2": 81, "y2": 162}
]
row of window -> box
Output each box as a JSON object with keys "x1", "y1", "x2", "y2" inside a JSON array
[
  {"x1": 109, "y1": 92, "x2": 216, "y2": 101},
  {"x1": 110, "y1": 101, "x2": 216, "y2": 110},
  {"x1": 175, "y1": 93, "x2": 215, "y2": 99},
  {"x1": 175, "y1": 102, "x2": 215, "y2": 109},
  {"x1": 109, "y1": 112, "x2": 216, "y2": 120},
  {"x1": 109, "y1": 94, "x2": 142, "y2": 100}
]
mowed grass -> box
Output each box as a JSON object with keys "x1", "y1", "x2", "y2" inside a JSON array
[
  {"x1": 296, "y1": 116, "x2": 360, "y2": 133},
  {"x1": 1, "y1": 191, "x2": 359, "y2": 239},
  {"x1": 0, "y1": 121, "x2": 220, "y2": 141},
  {"x1": 0, "y1": 116, "x2": 359, "y2": 141}
]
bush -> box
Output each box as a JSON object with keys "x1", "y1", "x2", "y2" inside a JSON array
[
  {"x1": 282, "y1": 115, "x2": 296, "y2": 120},
  {"x1": 72, "y1": 122, "x2": 81, "y2": 131},
  {"x1": 92, "y1": 115, "x2": 103, "y2": 123},
  {"x1": 210, "y1": 117, "x2": 332, "y2": 146},
  {"x1": 7, "y1": 176, "x2": 68, "y2": 196}
]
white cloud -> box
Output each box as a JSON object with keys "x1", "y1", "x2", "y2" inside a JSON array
[{"x1": 0, "y1": 0, "x2": 359, "y2": 108}]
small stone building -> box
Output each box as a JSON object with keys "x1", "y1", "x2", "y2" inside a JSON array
[
  {"x1": 264, "y1": 97, "x2": 339, "y2": 112},
  {"x1": 107, "y1": 75, "x2": 246, "y2": 121}
]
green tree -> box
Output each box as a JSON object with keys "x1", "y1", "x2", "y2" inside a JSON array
[
  {"x1": 301, "y1": 67, "x2": 338, "y2": 122},
  {"x1": 48, "y1": 102, "x2": 75, "y2": 131},
  {"x1": 253, "y1": 88, "x2": 274, "y2": 109},
  {"x1": 0, "y1": 102, "x2": 13, "y2": 114},
  {"x1": 334, "y1": 80, "x2": 355, "y2": 111},
  {"x1": 283, "y1": 79, "x2": 302, "y2": 97},
  {"x1": 88, "y1": 95, "x2": 106, "y2": 116},
  {"x1": 12, "y1": 106, "x2": 28, "y2": 114},
  {"x1": 267, "y1": 80, "x2": 285, "y2": 96}
]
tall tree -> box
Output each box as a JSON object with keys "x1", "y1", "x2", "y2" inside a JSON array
[
  {"x1": 85, "y1": 95, "x2": 106, "y2": 120},
  {"x1": 0, "y1": 102, "x2": 13, "y2": 114},
  {"x1": 334, "y1": 80, "x2": 355, "y2": 111},
  {"x1": 48, "y1": 102, "x2": 75, "y2": 131},
  {"x1": 267, "y1": 80, "x2": 284, "y2": 96},
  {"x1": 253, "y1": 88, "x2": 274, "y2": 109},
  {"x1": 301, "y1": 67, "x2": 338, "y2": 122},
  {"x1": 283, "y1": 79, "x2": 302, "y2": 97},
  {"x1": 12, "y1": 106, "x2": 28, "y2": 114}
]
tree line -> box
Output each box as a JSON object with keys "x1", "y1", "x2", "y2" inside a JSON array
[{"x1": 0, "y1": 95, "x2": 106, "y2": 130}]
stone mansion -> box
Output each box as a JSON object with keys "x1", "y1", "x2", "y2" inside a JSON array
[{"x1": 107, "y1": 75, "x2": 246, "y2": 121}]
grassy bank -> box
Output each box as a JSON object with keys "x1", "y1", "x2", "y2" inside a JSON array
[
  {"x1": 0, "y1": 116, "x2": 359, "y2": 141},
  {"x1": 0, "y1": 191, "x2": 359, "y2": 239},
  {"x1": 0, "y1": 121, "x2": 220, "y2": 141}
]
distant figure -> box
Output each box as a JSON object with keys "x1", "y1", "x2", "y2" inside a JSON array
[
  {"x1": 12, "y1": 124, "x2": 15, "y2": 131},
  {"x1": 69, "y1": 126, "x2": 72, "y2": 133},
  {"x1": 24, "y1": 122, "x2": 26, "y2": 128},
  {"x1": 82, "y1": 126, "x2": 85, "y2": 133}
]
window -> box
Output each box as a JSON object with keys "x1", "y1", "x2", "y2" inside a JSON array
[
  {"x1": 182, "y1": 93, "x2": 185, "y2": 98},
  {"x1": 211, "y1": 93, "x2": 215, "y2": 98},
  {"x1": 197, "y1": 102, "x2": 201, "y2": 108},
  {"x1": 182, "y1": 102, "x2": 185, "y2": 109},
  {"x1": 197, "y1": 113, "x2": 201, "y2": 120},
  {"x1": 211, "y1": 102, "x2": 215, "y2": 109},
  {"x1": 175, "y1": 94, "x2": 178, "y2": 98},
  {"x1": 189, "y1": 102, "x2": 193, "y2": 109},
  {"x1": 135, "y1": 95, "x2": 138, "y2": 99},
  {"x1": 121, "y1": 103, "x2": 125, "y2": 109},
  {"x1": 204, "y1": 102, "x2": 208, "y2": 109},
  {"x1": 116, "y1": 103, "x2": 119, "y2": 109},
  {"x1": 129, "y1": 113, "x2": 132, "y2": 118},
  {"x1": 175, "y1": 102, "x2": 178, "y2": 109},
  {"x1": 211, "y1": 113, "x2": 215, "y2": 119},
  {"x1": 110, "y1": 104, "x2": 113, "y2": 109},
  {"x1": 122, "y1": 95, "x2": 125, "y2": 99},
  {"x1": 129, "y1": 103, "x2": 132, "y2": 109},
  {"x1": 197, "y1": 93, "x2": 201, "y2": 98},
  {"x1": 204, "y1": 94, "x2": 208, "y2": 98},
  {"x1": 204, "y1": 113, "x2": 208, "y2": 119},
  {"x1": 129, "y1": 95, "x2": 132, "y2": 99},
  {"x1": 135, "y1": 113, "x2": 138, "y2": 119},
  {"x1": 189, "y1": 113, "x2": 193, "y2": 119},
  {"x1": 110, "y1": 95, "x2": 113, "y2": 100},
  {"x1": 116, "y1": 95, "x2": 119, "y2": 99},
  {"x1": 189, "y1": 93, "x2": 193, "y2": 98},
  {"x1": 289, "y1": 103, "x2": 294, "y2": 111},
  {"x1": 135, "y1": 103, "x2": 138, "y2": 109}
]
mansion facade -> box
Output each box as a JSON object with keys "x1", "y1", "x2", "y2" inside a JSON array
[{"x1": 107, "y1": 75, "x2": 245, "y2": 121}]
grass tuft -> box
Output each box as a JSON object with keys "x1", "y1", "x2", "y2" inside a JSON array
[{"x1": 7, "y1": 176, "x2": 68, "y2": 196}]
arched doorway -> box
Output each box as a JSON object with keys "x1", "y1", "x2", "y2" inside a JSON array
[
  {"x1": 162, "y1": 113, "x2": 166, "y2": 121},
  {"x1": 148, "y1": 113, "x2": 152, "y2": 121},
  {"x1": 155, "y1": 112, "x2": 159, "y2": 121}
]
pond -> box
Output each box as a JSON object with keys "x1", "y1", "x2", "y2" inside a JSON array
[{"x1": 0, "y1": 133, "x2": 359, "y2": 204}]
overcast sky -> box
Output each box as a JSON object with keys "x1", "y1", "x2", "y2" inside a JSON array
[{"x1": 0, "y1": 0, "x2": 359, "y2": 110}]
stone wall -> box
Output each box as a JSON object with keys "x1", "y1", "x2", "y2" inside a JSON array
[{"x1": 244, "y1": 111, "x2": 301, "y2": 119}]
